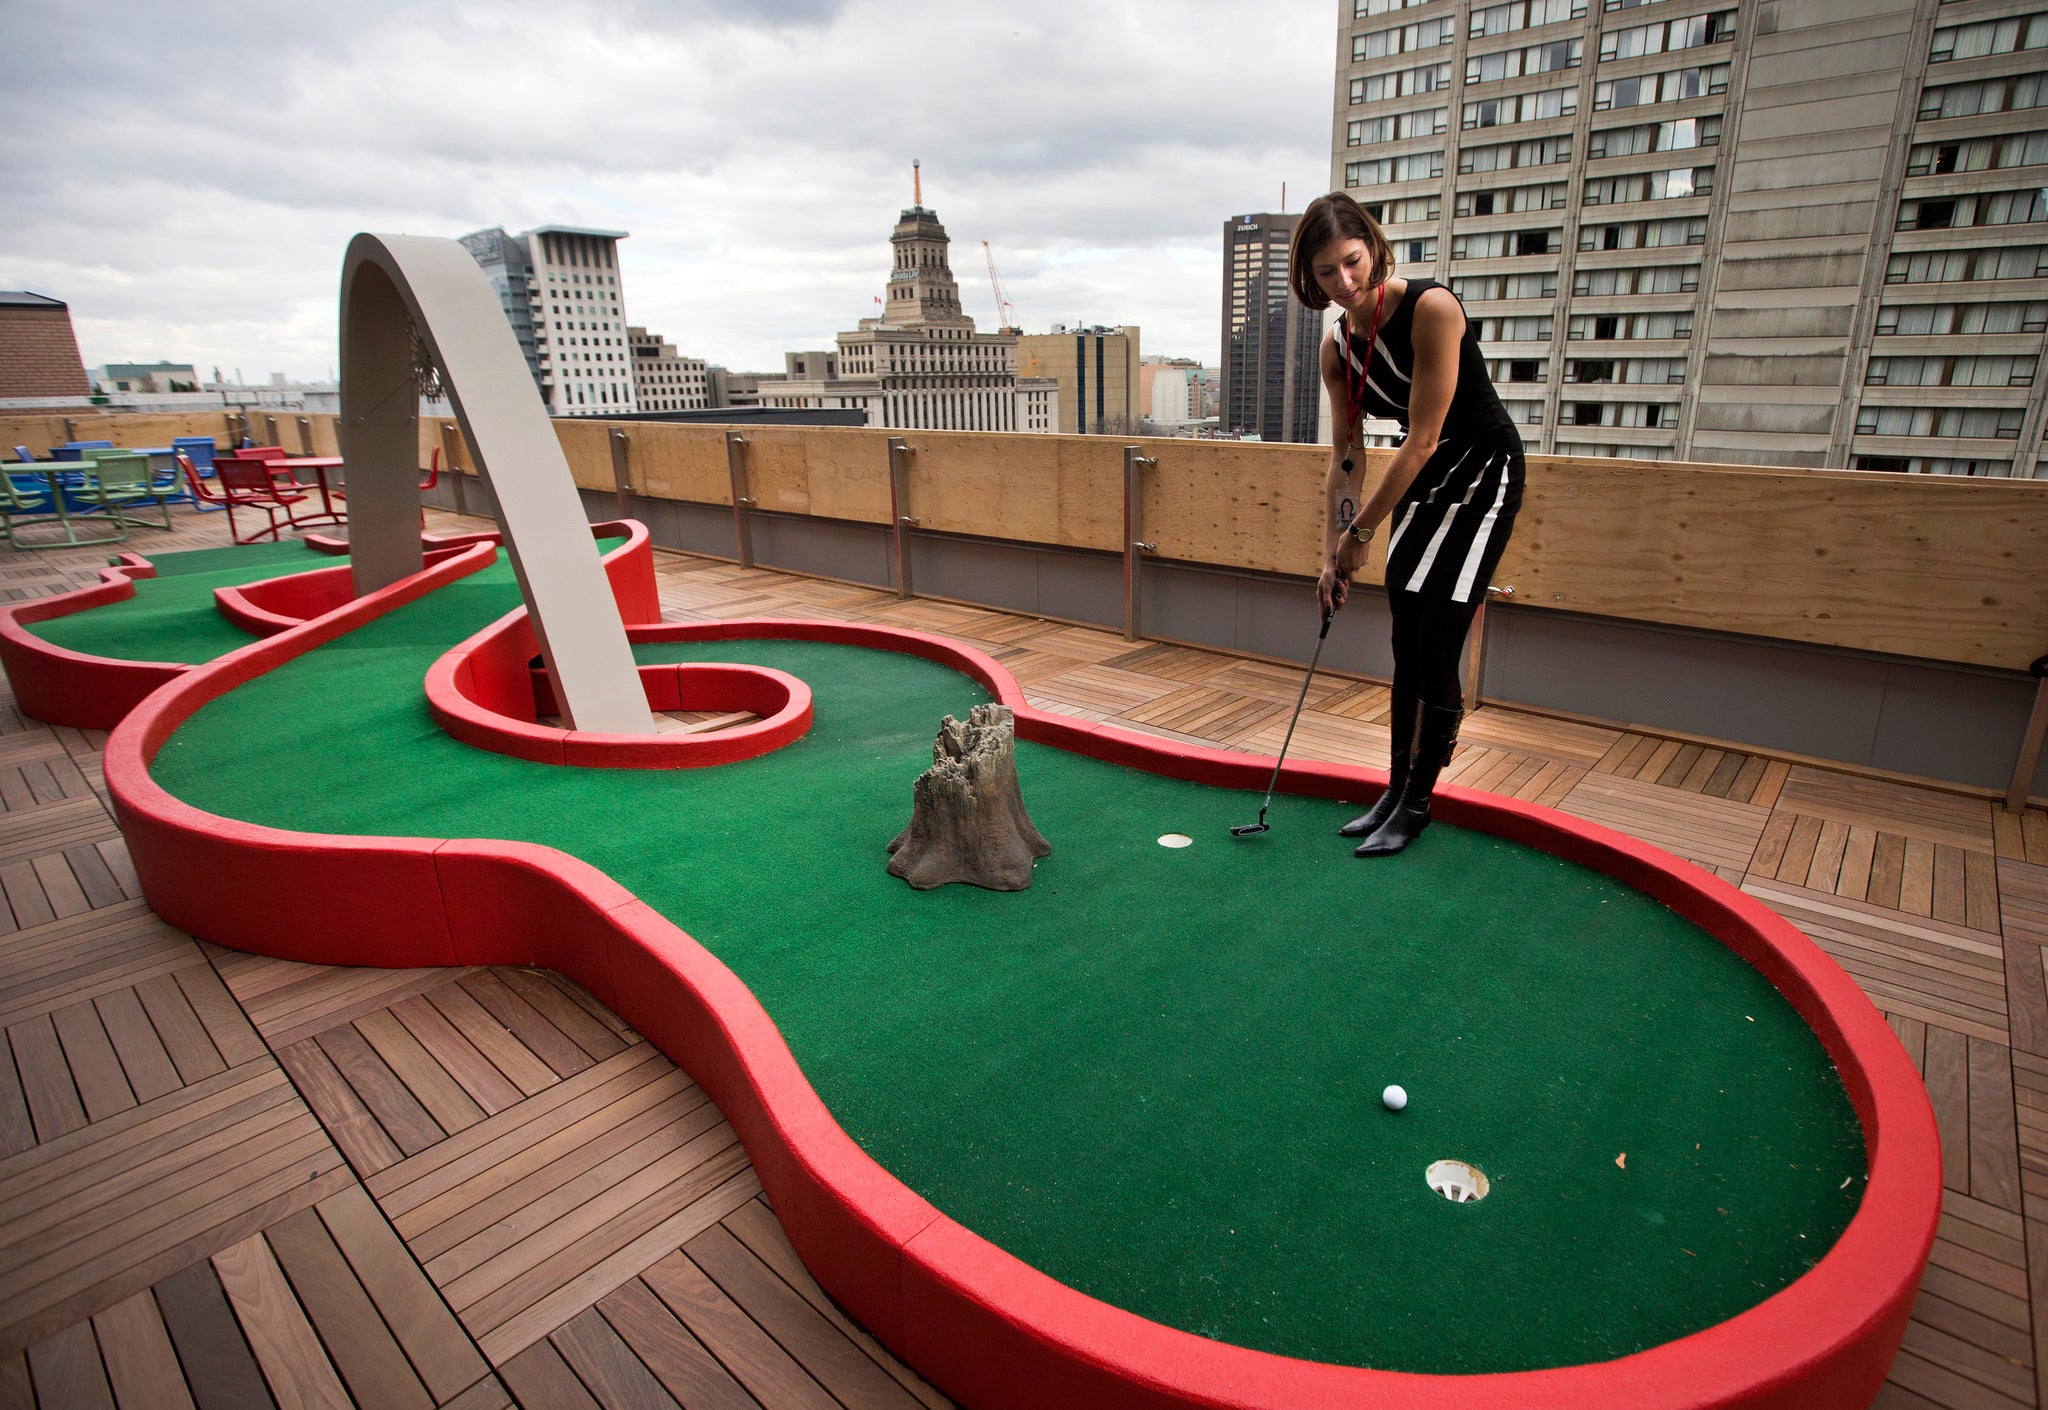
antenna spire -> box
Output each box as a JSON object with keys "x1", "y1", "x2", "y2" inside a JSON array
[{"x1": 913, "y1": 158, "x2": 922, "y2": 207}]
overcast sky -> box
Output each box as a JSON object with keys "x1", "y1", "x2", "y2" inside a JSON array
[{"x1": 2, "y1": 1, "x2": 1337, "y2": 382}]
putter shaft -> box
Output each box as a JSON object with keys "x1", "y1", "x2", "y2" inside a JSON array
[{"x1": 1234, "y1": 608, "x2": 1334, "y2": 834}]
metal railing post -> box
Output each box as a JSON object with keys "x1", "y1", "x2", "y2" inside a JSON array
[
  {"x1": 296, "y1": 416, "x2": 313, "y2": 454},
  {"x1": 440, "y1": 423, "x2": 468, "y2": 515},
  {"x1": 2007, "y1": 655, "x2": 2048, "y2": 813},
  {"x1": 1465, "y1": 585, "x2": 1515, "y2": 713},
  {"x1": 887, "y1": 437, "x2": 917, "y2": 599},
  {"x1": 1123, "y1": 445, "x2": 1156, "y2": 642},
  {"x1": 726, "y1": 430, "x2": 755, "y2": 568},
  {"x1": 609, "y1": 428, "x2": 632, "y2": 521},
  {"x1": 263, "y1": 414, "x2": 279, "y2": 446}
]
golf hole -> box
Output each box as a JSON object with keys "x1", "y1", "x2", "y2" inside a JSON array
[
  {"x1": 1426, "y1": 1159, "x2": 1489, "y2": 1204},
  {"x1": 1158, "y1": 834, "x2": 1193, "y2": 849}
]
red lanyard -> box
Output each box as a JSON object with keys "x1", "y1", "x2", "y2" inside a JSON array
[{"x1": 1339, "y1": 283, "x2": 1386, "y2": 464}]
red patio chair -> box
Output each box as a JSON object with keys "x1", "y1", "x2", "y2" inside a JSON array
[{"x1": 213, "y1": 454, "x2": 311, "y2": 544}]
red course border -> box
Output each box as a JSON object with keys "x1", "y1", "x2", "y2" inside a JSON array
[
  {"x1": 103, "y1": 548, "x2": 1941, "y2": 1410},
  {"x1": 0, "y1": 521, "x2": 658, "y2": 730},
  {"x1": 427, "y1": 614, "x2": 813, "y2": 769}
]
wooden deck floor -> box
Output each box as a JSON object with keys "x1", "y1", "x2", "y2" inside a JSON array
[{"x1": 0, "y1": 504, "x2": 2043, "y2": 1409}]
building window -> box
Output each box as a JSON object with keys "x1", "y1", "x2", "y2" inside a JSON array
[
  {"x1": 1348, "y1": 107, "x2": 1449, "y2": 144},
  {"x1": 1582, "y1": 165, "x2": 1713, "y2": 204},
  {"x1": 1460, "y1": 134, "x2": 1572, "y2": 172},
  {"x1": 1593, "y1": 63, "x2": 1730, "y2": 110},
  {"x1": 1345, "y1": 150, "x2": 1446, "y2": 186},
  {"x1": 1567, "y1": 311, "x2": 1694, "y2": 339},
  {"x1": 1855, "y1": 406, "x2": 2025, "y2": 438},
  {"x1": 1456, "y1": 182, "x2": 1569, "y2": 216},
  {"x1": 1865, "y1": 354, "x2": 2036, "y2": 386},
  {"x1": 1572, "y1": 264, "x2": 1700, "y2": 294},
  {"x1": 1350, "y1": 61, "x2": 1453, "y2": 103},
  {"x1": 1885, "y1": 247, "x2": 2048, "y2": 282},
  {"x1": 1929, "y1": 13, "x2": 2048, "y2": 63},
  {"x1": 1466, "y1": 36, "x2": 1583, "y2": 84},
  {"x1": 1463, "y1": 85, "x2": 1578, "y2": 128},
  {"x1": 1874, "y1": 300, "x2": 2048, "y2": 334},
  {"x1": 1905, "y1": 129, "x2": 2048, "y2": 175},
  {"x1": 1471, "y1": 0, "x2": 1585, "y2": 39},
  {"x1": 1588, "y1": 115, "x2": 1720, "y2": 157},
  {"x1": 1352, "y1": 14, "x2": 1455, "y2": 61},
  {"x1": 1920, "y1": 71, "x2": 2048, "y2": 120},
  {"x1": 1600, "y1": 9, "x2": 1736, "y2": 60}
]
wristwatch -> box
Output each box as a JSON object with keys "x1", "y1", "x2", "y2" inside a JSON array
[{"x1": 1345, "y1": 519, "x2": 1374, "y2": 545}]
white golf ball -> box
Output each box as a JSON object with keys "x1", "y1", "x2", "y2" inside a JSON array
[{"x1": 1382, "y1": 1084, "x2": 1408, "y2": 1112}]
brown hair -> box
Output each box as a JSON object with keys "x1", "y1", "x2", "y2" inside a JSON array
[{"x1": 1289, "y1": 192, "x2": 1395, "y2": 311}]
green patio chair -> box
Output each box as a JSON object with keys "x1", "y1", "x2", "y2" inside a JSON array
[
  {"x1": 0, "y1": 465, "x2": 123, "y2": 550},
  {"x1": 77, "y1": 449, "x2": 173, "y2": 531}
]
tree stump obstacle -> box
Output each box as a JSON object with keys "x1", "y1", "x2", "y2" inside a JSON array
[{"x1": 887, "y1": 704, "x2": 1051, "y2": 891}]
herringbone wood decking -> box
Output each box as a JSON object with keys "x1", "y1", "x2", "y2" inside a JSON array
[{"x1": 0, "y1": 502, "x2": 2042, "y2": 1408}]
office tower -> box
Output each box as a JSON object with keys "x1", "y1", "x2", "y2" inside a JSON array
[
  {"x1": 459, "y1": 225, "x2": 637, "y2": 418},
  {"x1": 764, "y1": 187, "x2": 1059, "y2": 432},
  {"x1": 1221, "y1": 213, "x2": 1325, "y2": 442},
  {"x1": 629, "y1": 327, "x2": 709, "y2": 412},
  {"x1": 1332, "y1": 0, "x2": 2048, "y2": 475},
  {"x1": 1015, "y1": 327, "x2": 1141, "y2": 434}
]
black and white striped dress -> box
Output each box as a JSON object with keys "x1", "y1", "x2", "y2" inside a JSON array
[{"x1": 1339, "y1": 278, "x2": 1524, "y2": 605}]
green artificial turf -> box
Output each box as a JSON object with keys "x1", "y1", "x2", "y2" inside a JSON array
[
  {"x1": 27, "y1": 541, "x2": 329, "y2": 664},
  {"x1": 148, "y1": 556, "x2": 1866, "y2": 1374}
]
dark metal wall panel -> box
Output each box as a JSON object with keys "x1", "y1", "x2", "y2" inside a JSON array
[
  {"x1": 1480, "y1": 605, "x2": 2045, "y2": 794},
  {"x1": 751, "y1": 514, "x2": 894, "y2": 588}
]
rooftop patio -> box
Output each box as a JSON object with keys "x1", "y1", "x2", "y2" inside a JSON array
[{"x1": 0, "y1": 427, "x2": 2041, "y2": 1404}]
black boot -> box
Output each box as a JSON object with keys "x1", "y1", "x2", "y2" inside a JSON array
[
  {"x1": 1339, "y1": 690, "x2": 1417, "y2": 838},
  {"x1": 1356, "y1": 701, "x2": 1462, "y2": 857}
]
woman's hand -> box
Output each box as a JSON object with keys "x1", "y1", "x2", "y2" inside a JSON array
[
  {"x1": 1318, "y1": 560, "x2": 1350, "y2": 615},
  {"x1": 1336, "y1": 531, "x2": 1369, "y2": 582}
]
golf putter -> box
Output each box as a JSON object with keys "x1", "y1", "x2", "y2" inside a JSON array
[{"x1": 1232, "y1": 606, "x2": 1336, "y2": 836}]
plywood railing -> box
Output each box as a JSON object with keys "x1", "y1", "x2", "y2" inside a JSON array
[{"x1": 5, "y1": 409, "x2": 2042, "y2": 673}]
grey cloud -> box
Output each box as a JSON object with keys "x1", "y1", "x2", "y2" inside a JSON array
[{"x1": 2, "y1": 0, "x2": 1331, "y2": 375}]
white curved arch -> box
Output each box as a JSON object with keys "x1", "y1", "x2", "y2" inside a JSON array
[{"x1": 339, "y1": 233, "x2": 652, "y2": 735}]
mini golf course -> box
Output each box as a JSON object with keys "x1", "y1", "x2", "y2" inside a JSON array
[
  {"x1": 26, "y1": 540, "x2": 327, "y2": 663},
  {"x1": 67, "y1": 535, "x2": 1937, "y2": 1408}
]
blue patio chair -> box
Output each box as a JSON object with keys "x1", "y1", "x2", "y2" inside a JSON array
[
  {"x1": 172, "y1": 436, "x2": 218, "y2": 472},
  {"x1": 12, "y1": 447, "x2": 36, "y2": 464},
  {"x1": 169, "y1": 435, "x2": 221, "y2": 511}
]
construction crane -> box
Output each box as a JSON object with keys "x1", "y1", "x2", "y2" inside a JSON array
[{"x1": 983, "y1": 241, "x2": 1019, "y2": 334}]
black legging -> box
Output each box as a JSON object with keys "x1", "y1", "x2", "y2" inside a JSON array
[{"x1": 1388, "y1": 589, "x2": 1481, "y2": 711}]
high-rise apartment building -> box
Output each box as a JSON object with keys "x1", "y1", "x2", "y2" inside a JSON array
[
  {"x1": 1332, "y1": 0, "x2": 2048, "y2": 476},
  {"x1": 1221, "y1": 213, "x2": 1325, "y2": 442},
  {"x1": 1016, "y1": 327, "x2": 1142, "y2": 434},
  {"x1": 629, "y1": 327, "x2": 709, "y2": 412},
  {"x1": 460, "y1": 225, "x2": 638, "y2": 418}
]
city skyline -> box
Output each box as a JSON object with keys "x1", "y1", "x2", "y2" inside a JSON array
[{"x1": 0, "y1": 0, "x2": 1332, "y2": 385}]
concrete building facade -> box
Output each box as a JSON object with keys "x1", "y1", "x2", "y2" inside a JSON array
[
  {"x1": 460, "y1": 225, "x2": 638, "y2": 418},
  {"x1": 1331, "y1": 0, "x2": 2048, "y2": 476},
  {"x1": 629, "y1": 327, "x2": 709, "y2": 412},
  {"x1": 737, "y1": 199, "x2": 1058, "y2": 432},
  {"x1": 1016, "y1": 326, "x2": 1141, "y2": 435},
  {"x1": 0, "y1": 292, "x2": 91, "y2": 406},
  {"x1": 1221, "y1": 214, "x2": 1324, "y2": 442}
]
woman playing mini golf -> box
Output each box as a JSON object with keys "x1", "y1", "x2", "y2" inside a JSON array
[{"x1": 1294, "y1": 192, "x2": 1523, "y2": 857}]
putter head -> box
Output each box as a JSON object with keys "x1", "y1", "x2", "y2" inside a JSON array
[{"x1": 1230, "y1": 821, "x2": 1269, "y2": 836}]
